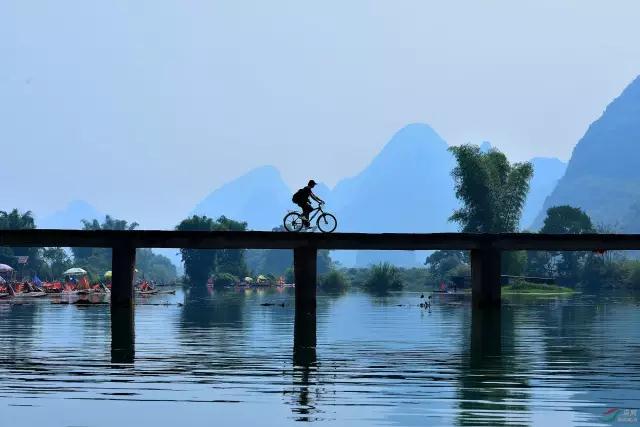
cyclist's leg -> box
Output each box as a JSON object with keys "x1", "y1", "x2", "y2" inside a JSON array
[{"x1": 302, "y1": 202, "x2": 313, "y2": 226}]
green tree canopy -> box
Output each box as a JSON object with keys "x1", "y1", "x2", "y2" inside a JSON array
[
  {"x1": 540, "y1": 205, "x2": 594, "y2": 234},
  {"x1": 527, "y1": 206, "x2": 595, "y2": 285},
  {"x1": 176, "y1": 215, "x2": 249, "y2": 285},
  {"x1": 0, "y1": 209, "x2": 46, "y2": 279},
  {"x1": 72, "y1": 215, "x2": 175, "y2": 282},
  {"x1": 364, "y1": 262, "x2": 403, "y2": 295},
  {"x1": 449, "y1": 144, "x2": 533, "y2": 232}
]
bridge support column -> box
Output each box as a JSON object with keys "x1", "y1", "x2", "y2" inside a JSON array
[
  {"x1": 293, "y1": 246, "x2": 317, "y2": 365},
  {"x1": 111, "y1": 243, "x2": 136, "y2": 307},
  {"x1": 471, "y1": 247, "x2": 501, "y2": 308}
]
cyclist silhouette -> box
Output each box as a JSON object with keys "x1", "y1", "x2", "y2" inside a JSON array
[{"x1": 292, "y1": 179, "x2": 324, "y2": 228}]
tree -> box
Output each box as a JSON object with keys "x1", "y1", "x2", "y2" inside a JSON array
[
  {"x1": 42, "y1": 248, "x2": 73, "y2": 280},
  {"x1": 533, "y1": 206, "x2": 595, "y2": 284},
  {"x1": 71, "y1": 215, "x2": 140, "y2": 279},
  {"x1": 213, "y1": 216, "x2": 249, "y2": 278},
  {"x1": 176, "y1": 215, "x2": 250, "y2": 285},
  {"x1": 364, "y1": 262, "x2": 403, "y2": 295},
  {"x1": 71, "y1": 215, "x2": 175, "y2": 282},
  {"x1": 0, "y1": 209, "x2": 46, "y2": 279},
  {"x1": 541, "y1": 206, "x2": 594, "y2": 235},
  {"x1": 425, "y1": 250, "x2": 468, "y2": 280},
  {"x1": 448, "y1": 145, "x2": 533, "y2": 233},
  {"x1": 135, "y1": 248, "x2": 177, "y2": 283},
  {"x1": 176, "y1": 215, "x2": 218, "y2": 284},
  {"x1": 319, "y1": 269, "x2": 350, "y2": 293}
]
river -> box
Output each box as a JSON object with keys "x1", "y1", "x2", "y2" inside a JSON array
[{"x1": 1, "y1": 288, "x2": 639, "y2": 426}]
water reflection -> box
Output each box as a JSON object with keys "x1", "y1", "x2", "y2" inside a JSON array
[
  {"x1": 111, "y1": 305, "x2": 135, "y2": 364},
  {"x1": 458, "y1": 305, "x2": 535, "y2": 426},
  {"x1": 1, "y1": 291, "x2": 639, "y2": 426}
]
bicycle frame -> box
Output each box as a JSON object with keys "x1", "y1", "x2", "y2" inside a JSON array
[{"x1": 306, "y1": 204, "x2": 325, "y2": 222}]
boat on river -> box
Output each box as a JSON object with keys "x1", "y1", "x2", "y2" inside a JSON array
[{"x1": 6, "y1": 283, "x2": 46, "y2": 298}]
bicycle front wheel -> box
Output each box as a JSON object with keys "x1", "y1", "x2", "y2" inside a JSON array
[
  {"x1": 283, "y1": 212, "x2": 304, "y2": 232},
  {"x1": 316, "y1": 213, "x2": 337, "y2": 233}
]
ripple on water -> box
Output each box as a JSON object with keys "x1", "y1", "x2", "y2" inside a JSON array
[{"x1": 1, "y1": 290, "x2": 639, "y2": 426}]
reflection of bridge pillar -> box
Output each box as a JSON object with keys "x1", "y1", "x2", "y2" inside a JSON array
[
  {"x1": 471, "y1": 247, "x2": 501, "y2": 308},
  {"x1": 470, "y1": 305, "x2": 501, "y2": 362},
  {"x1": 111, "y1": 305, "x2": 135, "y2": 363},
  {"x1": 294, "y1": 309, "x2": 317, "y2": 367},
  {"x1": 293, "y1": 246, "x2": 317, "y2": 366},
  {"x1": 111, "y1": 244, "x2": 136, "y2": 307}
]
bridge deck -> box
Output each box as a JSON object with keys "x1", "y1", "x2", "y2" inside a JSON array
[{"x1": 2, "y1": 229, "x2": 640, "y2": 251}]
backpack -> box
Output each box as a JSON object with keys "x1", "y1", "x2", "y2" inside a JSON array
[{"x1": 292, "y1": 188, "x2": 306, "y2": 204}]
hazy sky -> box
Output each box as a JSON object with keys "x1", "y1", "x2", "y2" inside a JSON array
[{"x1": 2, "y1": 1, "x2": 640, "y2": 228}]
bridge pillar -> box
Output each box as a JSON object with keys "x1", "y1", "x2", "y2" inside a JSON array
[
  {"x1": 293, "y1": 246, "x2": 317, "y2": 363},
  {"x1": 111, "y1": 243, "x2": 136, "y2": 307},
  {"x1": 471, "y1": 247, "x2": 501, "y2": 308}
]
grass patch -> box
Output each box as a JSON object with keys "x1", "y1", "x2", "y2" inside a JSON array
[{"x1": 502, "y1": 280, "x2": 575, "y2": 295}]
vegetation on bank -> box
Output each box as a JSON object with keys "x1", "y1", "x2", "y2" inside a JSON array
[
  {"x1": 0, "y1": 210, "x2": 177, "y2": 283},
  {"x1": 176, "y1": 215, "x2": 248, "y2": 285},
  {"x1": 319, "y1": 269, "x2": 350, "y2": 293},
  {"x1": 502, "y1": 280, "x2": 576, "y2": 295}
]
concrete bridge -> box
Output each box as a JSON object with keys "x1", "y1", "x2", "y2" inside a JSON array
[{"x1": 2, "y1": 229, "x2": 639, "y2": 363}]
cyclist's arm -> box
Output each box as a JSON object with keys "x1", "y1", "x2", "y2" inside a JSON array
[{"x1": 310, "y1": 192, "x2": 324, "y2": 204}]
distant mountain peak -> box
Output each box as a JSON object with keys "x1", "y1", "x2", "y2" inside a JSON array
[
  {"x1": 532, "y1": 74, "x2": 640, "y2": 229},
  {"x1": 39, "y1": 200, "x2": 103, "y2": 229},
  {"x1": 192, "y1": 165, "x2": 291, "y2": 230},
  {"x1": 382, "y1": 123, "x2": 446, "y2": 149}
]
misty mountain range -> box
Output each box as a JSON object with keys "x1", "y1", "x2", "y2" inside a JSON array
[{"x1": 36, "y1": 74, "x2": 640, "y2": 268}]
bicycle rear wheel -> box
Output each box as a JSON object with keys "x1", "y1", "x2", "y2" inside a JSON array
[
  {"x1": 283, "y1": 212, "x2": 304, "y2": 232},
  {"x1": 317, "y1": 213, "x2": 337, "y2": 233}
]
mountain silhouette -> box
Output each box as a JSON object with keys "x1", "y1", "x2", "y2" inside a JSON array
[
  {"x1": 192, "y1": 165, "x2": 292, "y2": 230},
  {"x1": 533, "y1": 75, "x2": 640, "y2": 230},
  {"x1": 39, "y1": 200, "x2": 104, "y2": 229},
  {"x1": 330, "y1": 124, "x2": 458, "y2": 266},
  {"x1": 522, "y1": 157, "x2": 566, "y2": 229}
]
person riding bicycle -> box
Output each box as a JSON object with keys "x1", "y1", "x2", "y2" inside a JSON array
[{"x1": 292, "y1": 179, "x2": 324, "y2": 228}]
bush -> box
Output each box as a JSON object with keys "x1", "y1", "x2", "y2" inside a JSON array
[
  {"x1": 214, "y1": 272, "x2": 239, "y2": 287},
  {"x1": 319, "y1": 269, "x2": 350, "y2": 293},
  {"x1": 364, "y1": 263, "x2": 403, "y2": 295}
]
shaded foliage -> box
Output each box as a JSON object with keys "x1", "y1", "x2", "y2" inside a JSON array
[
  {"x1": 425, "y1": 250, "x2": 469, "y2": 281},
  {"x1": 176, "y1": 215, "x2": 249, "y2": 285},
  {"x1": 0, "y1": 209, "x2": 47, "y2": 279},
  {"x1": 72, "y1": 215, "x2": 176, "y2": 282},
  {"x1": 526, "y1": 206, "x2": 595, "y2": 285},
  {"x1": 319, "y1": 269, "x2": 350, "y2": 294},
  {"x1": 364, "y1": 262, "x2": 404, "y2": 295}
]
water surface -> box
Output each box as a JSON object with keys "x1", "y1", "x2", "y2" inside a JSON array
[{"x1": 1, "y1": 289, "x2": 639, "y2": 426}]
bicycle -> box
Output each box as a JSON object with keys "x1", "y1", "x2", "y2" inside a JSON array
[{"x1": 283, "y1": 203, "x2": 338, "y2": 233}]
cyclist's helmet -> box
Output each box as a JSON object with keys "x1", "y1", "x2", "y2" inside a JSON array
[{"x1": 308, "y1": 179, "x2": 317, "y2": 187}]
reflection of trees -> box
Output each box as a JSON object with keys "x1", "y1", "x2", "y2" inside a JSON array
[
  {"x1": 456, "y1": 306, "x2": 531, "y2": 426},
  {"x1": 181, "y1": 286, "x2": 247, "y2": 329},
  {"x1": 175, "y1": 285, "x2": 259, "y2": 382},
  {"x1": 0, "y1": 302, "x2": 41, "y2": 365}
]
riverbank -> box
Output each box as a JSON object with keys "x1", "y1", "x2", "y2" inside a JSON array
[{"x1": 502, "y1": 281, "x2": 576, "y2": 296}]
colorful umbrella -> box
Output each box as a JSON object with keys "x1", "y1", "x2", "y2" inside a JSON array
[
  {"x1": 104, "y1": 269, "x2": 138, "y2": 278},
  {"x1": 63, "y1": 267, "x2": 87, "y2": 276},
  {"x1": 0, "y1": 264, "x2": 14, "y2": 273}
]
